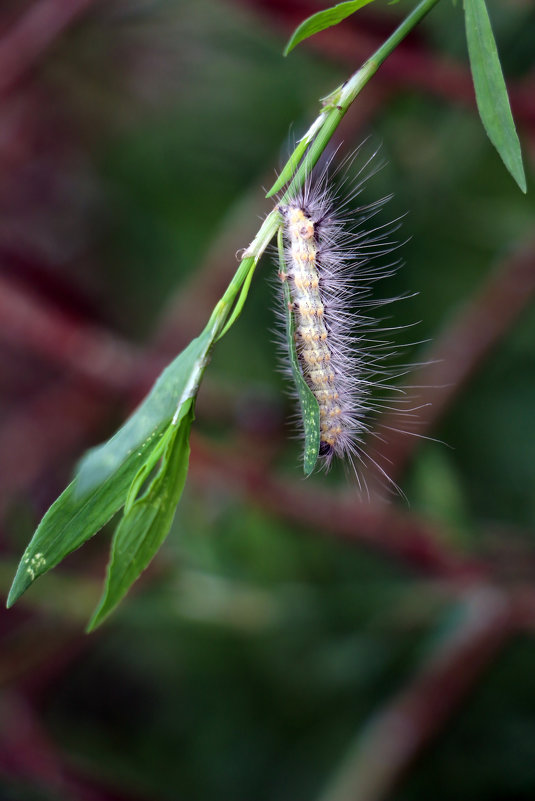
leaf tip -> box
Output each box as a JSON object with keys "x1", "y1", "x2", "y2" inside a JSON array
[
  {"x1": 6, "y1": 567, "x2": 32, "y2": 609},
  {"x1": 503, "y1": 154, "x2": 527, "y2": 194},
  {"x1": 5, "y1": 593, "x2": 16, "y2": 610},
  {"x1": 86, "y1": 603, "x2": 108, "y2": 633},
  {"x1": 265, "y1": 172, "x2": 288, "y2": 198}
]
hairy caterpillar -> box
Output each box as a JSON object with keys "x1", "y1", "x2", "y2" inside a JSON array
[{"x1": 275, "y1": 147, "x2": 408, "y2": 490}]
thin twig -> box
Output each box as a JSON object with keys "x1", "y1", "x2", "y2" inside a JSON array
[
  {"x1": 0, "y1": 275, "x2": 146, "y2": 394},
  {"x1": 190, "y1": 435, "x2": 485, "y2": 581},
  {"x1": 0, "y1": 0, "x2": 99, "y2": 96},
  {"x1": 0, "y1": 379, "x2": 109, "y2": 515},
  {"x1": 367, "y1": 237, "x2": 535, "y2": 483},
  {"x1": 0, "y1": 689, "x2": 151, "y2": 801},
  {"x1": 317, "y1": 584, "x2": 514, "y2": 801}
]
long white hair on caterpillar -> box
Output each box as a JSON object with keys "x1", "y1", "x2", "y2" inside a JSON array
[{"x1": 273, "y1": 142, "x2": 420, "y2": 496}]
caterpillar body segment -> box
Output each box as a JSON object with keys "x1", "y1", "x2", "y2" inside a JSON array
[{"x1": 275, "y1": 147, "x2": 412, "y2": 489}]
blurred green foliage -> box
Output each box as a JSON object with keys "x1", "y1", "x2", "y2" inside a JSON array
[{"x1": 2, "y1": 0, "x2": 535, "y2": 799}]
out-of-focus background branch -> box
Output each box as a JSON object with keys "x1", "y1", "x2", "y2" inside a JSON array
[{"x1": 1, "y1": 1, "x2": 534, "y2": 800}]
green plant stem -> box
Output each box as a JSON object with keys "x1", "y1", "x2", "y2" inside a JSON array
[
  {"x1": 5, "y1": 0, "x2": 447, "y2": 621},
  {"x1": 278, "y1": 0, "x2": 442, "y2": 201},
  {"x1": 213, "y1": 0, "x2": 442, "y2": 342},
  {"x1": 208, "y1": 209, "x2": 281, "y2": 340}
]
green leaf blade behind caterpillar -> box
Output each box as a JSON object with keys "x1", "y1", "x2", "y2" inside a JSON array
[{"x1": 278, "y1": 228, "x2": 321, "y2": 476}]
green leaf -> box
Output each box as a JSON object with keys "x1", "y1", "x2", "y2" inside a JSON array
[
  {"x1": 7, "y1": 324, "x2": 215, "y2": 609},
  {"x1": 75, "y1": 324, "x2": 214, "y2": 497},
  {"x1": 266, "y1": 137, "x2": 311, "y2": 198},
  {"x1": 123, "y1": 424, "x2": 175, "y2": 516},
  {"x1": 6, "y1": 444, "x2": 156, "y2": 609},
  {"x1": 216, "y1": 257, "x2": 256, "y2": 340},
  {"x1": 463, "y1": 0, "x2": 526, "y2": 193},
  {"x1": 87, "y1": 399, "x2": 195, "y2": 631},
  {"x1": 278, "y1": 229, "x2": 320, "y2": 476},
  {"x1": 284, "y1": 0, "x2": 376, "y2": 56}
]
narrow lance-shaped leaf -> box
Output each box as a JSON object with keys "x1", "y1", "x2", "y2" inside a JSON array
[
  {"x1": 266, "y1": 136, "x2": 312, "y2": 199},
  {"x1": 6, "y1": 447, "x2": 158, "y2": 609},
  {"x1": 7, "y1": 325, "x2": 215, "y2": 608},
  {"x1": 463, "y1": 0, "x2": 526, "y2": 193},
  {"x1": 87, "y1": 399, "x2": 195, "y2": 631},
  {"x1": 7, "y1": 0, "x2": 449, "y2": 622},
  {"x1": 284, "y1": 0, "x2": 377, "y2": 56},
  {"x1": 278, "y1": 228, "x2": 320, "y2": 475},
  {"x1": 76, "y1": 325, "x2": 214, "y2": 497},
  {"x1": 216, "y1": 257, "x2": 256, "y2": 341}
]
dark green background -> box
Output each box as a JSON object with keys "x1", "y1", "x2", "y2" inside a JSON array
[{"x1": 2, "y1": 1, "x2": 535, "y2": 799}]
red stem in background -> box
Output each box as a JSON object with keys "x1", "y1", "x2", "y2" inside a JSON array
[
  {"x1": 0, "y1": 0, "x2": 99, "y2": 97},
  {"x1": 0, "y1": 4, "x2": 533, "y2": 799},
  {"x1": 0, "y1": 275, "x2": 145, "y2": 395},
  {"x1": 318, "y1": 584, "x2": 515, "y2": 801},
  {"x1": 190, "y1": 435, "x2": 485, "y2": 581},
  {"x1": 0, "y1": 689, "x2": 152, "y2": 801},
  {"x1": 0, "y1": 379, "x2": 109, "y2": 516},
  {"x1": 1, "y1": 239, "x2": 534, "y2": 573},
  {"x1": 368, "y1": 238, "x2": 535, "y2": 483}
]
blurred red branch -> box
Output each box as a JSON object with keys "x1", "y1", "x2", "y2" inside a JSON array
[
  {"x1": 0, "y1": 0, "x2": 99, "y2": 97},
  {"x1": 0, "y1": 3, "x2": 533, "y2": 799},
  {"x1": 2, "y1": 235, "x2": 534, "y2": 554},
  {"x1": 0, "y1": 275, "x2": 146, "y2": 394},
  {"x1": 190, "y1": 435, "x2": 485, "y2": 581},
  {"x1": 0, "y1": 226, "x2": 533, "y2": 586},
  {"x1": 0, "y1": 379, "x2": 108, "y2": 515},
  {"x1": 0, "y1": 84, "x2": 391, "y2": 518},
  {"x1": 0, "y1": 267, "x2": 488, "y2": 579},
  {"x1": 368, "y1": 237, "x2": 535, "y2": 482},
  {"x1": 0, "y1": 689, "x2": 151, "y2": 801},
  {"x1": 318, "y1": 584, "x2": 515, "y2": 801}
]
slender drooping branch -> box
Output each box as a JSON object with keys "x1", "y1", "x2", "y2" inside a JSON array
[
  {"x1": 6, "y1": 0, "x2": 447, "y2": 625},
  {"x1": 224, "y1": 0, "x2": 442, "y2": 308}
]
